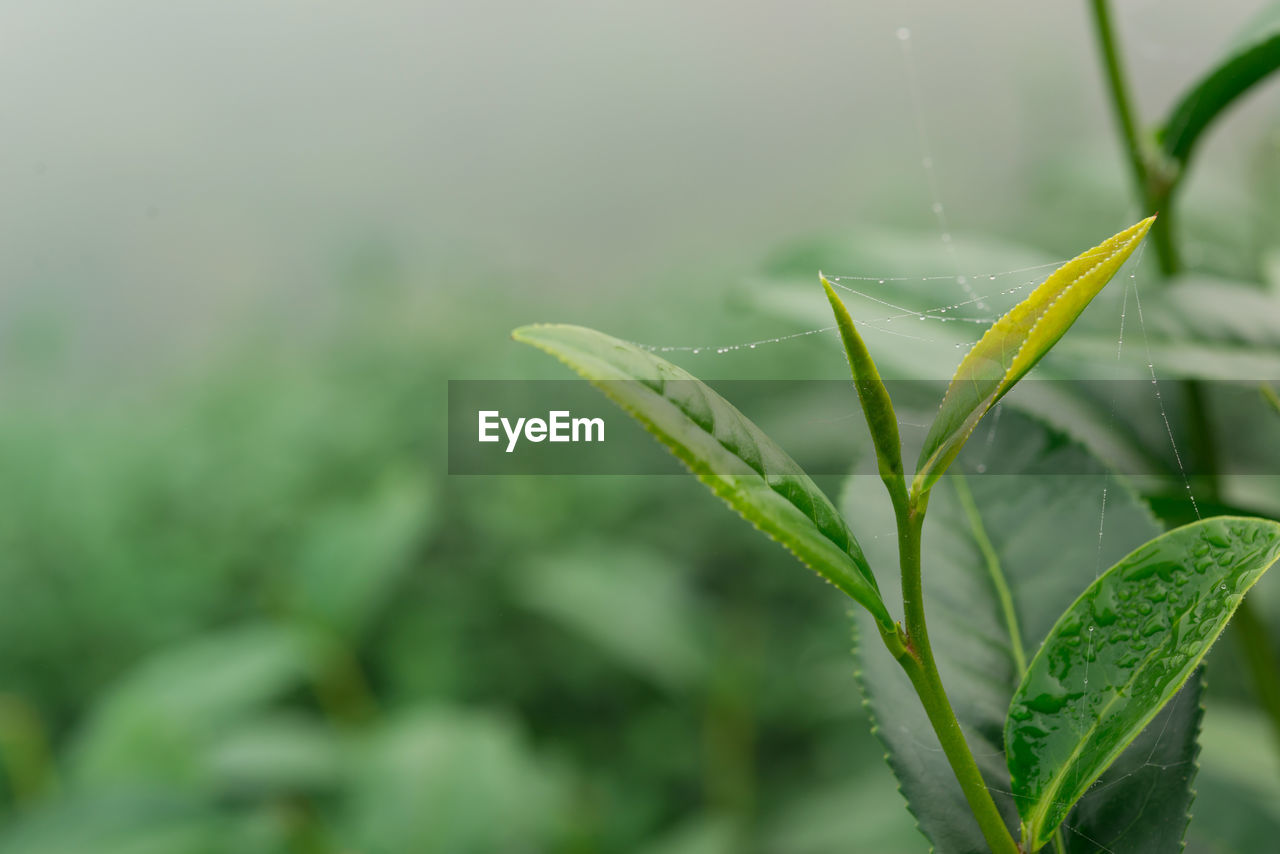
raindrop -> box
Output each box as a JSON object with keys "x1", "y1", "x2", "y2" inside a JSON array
[{"x1": 896, "y1": 26, "x2": 910, "y2": 40}]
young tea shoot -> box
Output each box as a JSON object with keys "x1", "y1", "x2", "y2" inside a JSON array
[{"x1": 514, "y1": 217, "x2": 1280, "y2": 853}]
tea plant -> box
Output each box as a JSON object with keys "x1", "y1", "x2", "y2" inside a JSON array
[{"x1": 514, "y1": 215, "x2": 1280, "y2": 852}]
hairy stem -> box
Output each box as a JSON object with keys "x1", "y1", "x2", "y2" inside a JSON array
[
  {"x1": 1088, "y1": 0, "x2": 1180, "y2": 274},
  {"x1": 886, "y1": 497, "x2": 1021, "y2": 854}
]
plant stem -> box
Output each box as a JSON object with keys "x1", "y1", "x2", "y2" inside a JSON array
[
  {"x1": 1088, "y1": 0, "x2": 1180, "y2": 274},
  {"x1": 887, "y1": 498, "x2": 1021, "y2": 854}
]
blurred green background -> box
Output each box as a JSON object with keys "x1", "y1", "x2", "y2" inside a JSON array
[{"x1": 3, "y1": 2, "x2": 1280, "y2": 852}]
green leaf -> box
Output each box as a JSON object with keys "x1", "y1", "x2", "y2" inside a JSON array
[
  {"x1": 0, "y1": 793, "x2": 232, "y2": 854},
  {"x1": 206, "y1": 713, "x2": 343, "y2": 794},
  {"x1": 344, "y1": 707, "x2": 567, "y2": 853},
  {"x1": 1007, "y1": 516, "x2": 1280, "y2": 850},
  {"x1": 287, "y1": 473, "x2": 430, "y2": 638},
  {"x1": 913, "y1": 217, "x2": 1154, "y2": 497},
  {"x1": 514, "y1": 546, "x2": 710, "y2": 691},
  {"x1": 1159, "y1": 3, "x2": 1280, "y2": 167},
  {"x1": 850, "y1": 409, "x2": 1202, "y2": 853},
  {"x1": 821, "y1": 275, "x2": 905, "y2": 494},
  {"x1": 512, "y1": 323, "x2": 891, "y2": 628},
  {"x1": 69, "y1": 623, "x2": 320, "y2": 789}
]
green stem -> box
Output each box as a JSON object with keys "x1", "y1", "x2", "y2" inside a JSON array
[
  {"x1": 885, "y1": 497, "x2": 1021, "y2": 854},
  {"x1": 1088, "y1": 0, "x2": 1180, "y2": 275}
]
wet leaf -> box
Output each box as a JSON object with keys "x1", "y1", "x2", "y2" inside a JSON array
[
  {"x1": 1159, "y1": 3, "x2": 1280, "y2": 167},
  {"x1": 913, "y1": 217, "x2": 1154, "y2": 496},
  {"x1": 1007, "y1": 516, "x2": 1280, "y2": 850},
  {"x1": 849, "y1": 409, "x2": 1201, "y2": 854},
  {"x1": 513, "y1": 323, "x2": 891, "y2": 627}
]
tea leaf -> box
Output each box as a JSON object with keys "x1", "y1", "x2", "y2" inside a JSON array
[
  {"x1": 1007, "y1": 516, "x2": 1280, "y2": 850},
  {"x1": 912, "y1": 217, "x2": 1154, "y2": 497},
  {"x1": 1159, "y1": 3, "x2": 1280, "y2": 167},
  {"x1": 850, "y1": 410, "x2": 1199, "y2": 853},
  {"x1": 512, "y1": 324, "x2": 892, "y2": 628},
  {"x1": 820, "y1": 275, "x2": 905, "y2": 493}
]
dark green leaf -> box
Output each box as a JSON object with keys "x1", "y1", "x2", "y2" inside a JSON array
[
  {"x1": 513, "y1": 323, "x2": 891, "y2": 628},
  {"x1": 849, "y1": 409, "x2": 1201, "y2": 853},
  {"x1": 1159, "y1": 3, "x2": 1280, "y2": 166},
  {"x1": 1007, "y1": 517, "x2": 1280, "y2": 850}
]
